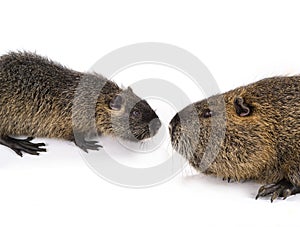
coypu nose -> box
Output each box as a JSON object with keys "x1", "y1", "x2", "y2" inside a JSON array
[
  {"x1": 169, "y1": 113, "x2": 181, "y2": 136},
  {"x1": 149, "y1": 118, "x2": 161, "y2": 135},
  {"x1": 170, "y1": 113, "x2": 180, "y2": 126}
]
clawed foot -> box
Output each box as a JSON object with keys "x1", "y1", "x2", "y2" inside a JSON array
[
  {"x1": 256, "y1": 179, "x2": 300, "y2": 202},
  {"x1": 223, "y1": 177, "x2": 232, "y2": 183},
  {"x1": 0, "y1": 136, "x2": 46, "y2": 157},
  {"x1": 74, "y1": 138, "x2": 102, "y2": 153}
]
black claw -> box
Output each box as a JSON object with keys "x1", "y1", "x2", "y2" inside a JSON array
[
  {"x1": 255, "y1": 192, "x2": 261, "y2": 200},
  {"x1": 271, "y1": 191, "x2": 279, "y2": 203},
  {"x1": 12, "y1": 148, "x2": 23, "y2": 157},
  {"x1": 256, "y1": 193, "x2": 262, "y2": 200},
  {"x1": 82, "y1": 148, "x2": 88, "y2": 153},
  {"x1": 222, "y1": 177, "x2": 232, "y2": 183}
]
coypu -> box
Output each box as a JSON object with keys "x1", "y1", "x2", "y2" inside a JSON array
[
  {"x1": 0, "y1": 51, "x2": 161, "y2": 156},
  {"x1": 169, "y1": 75, "x2": 300, "y2": 202}
]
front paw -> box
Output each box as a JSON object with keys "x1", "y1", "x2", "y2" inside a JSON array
[
  {"x1": 255, "y1": 179, "x2": 300, "y2": 202},
  {"x1": 74, "y1": 139, "x2": 102, "y2": 153}
]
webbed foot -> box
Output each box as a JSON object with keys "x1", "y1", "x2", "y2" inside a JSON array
[
  {"x1": 255, "y1": 179, "x2": 300, "y2": 202},
  {"x1": 0, "y1": 136, "x2": 46, "y2": 157}
]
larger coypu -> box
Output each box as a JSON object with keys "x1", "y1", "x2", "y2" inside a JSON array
[
  {"x1": 169, "y1": 75, "x2": 300, "y2": 202},
  {"x1": 0, "y1": 52, "x2": 161, "y2": 156}
]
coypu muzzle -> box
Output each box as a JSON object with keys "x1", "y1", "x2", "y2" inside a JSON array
[
  {"x1": 149, "y1": 118, "x2": 161, "y2": 136},
  {"x1": 169, "y1": 113, "x2": 181, "y2": 139}
]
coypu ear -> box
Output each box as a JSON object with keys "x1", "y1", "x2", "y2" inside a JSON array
[
  {"x1": 234, "y1": 97, "x2": 251, "y2": 117},
  {"x1": 109, "y1": 95, "x2": 124, "y2": 111}
]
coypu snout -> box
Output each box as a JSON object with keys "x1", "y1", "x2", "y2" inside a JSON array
[
  {"x1": 149, "y1": 118, "x2": 161, "y2": 136},
  {"x1": 128, "y1": 99, "x2": 161, "y2": 141},
  {"x1": 169, "y1": 96, "x2": 226, "y2": 163},
  {"x1": 169, "y1": 113, "x2": 181, "y2": 139},
  {"x1": 169, "y1": 109, "x2": 196, "y2": 160}
]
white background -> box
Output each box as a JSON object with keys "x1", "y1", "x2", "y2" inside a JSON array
[{"x1": 1, "y1": 1, "x2": 300, "y2": 227}]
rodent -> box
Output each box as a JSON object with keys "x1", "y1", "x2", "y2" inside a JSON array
[
  {"x1": 169, "y1": 75, "x2": 300, "y2": 202},
  {"x1": 0, "y1": 51, "x2": 161, "y2": 156}
]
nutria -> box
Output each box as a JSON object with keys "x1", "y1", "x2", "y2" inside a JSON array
[
  {"x1": 169, "y1": 75, "x2": 300, "y2": 202},
  {"x1": 0, "y1": 51, "x2": 161, "y2": 156}
]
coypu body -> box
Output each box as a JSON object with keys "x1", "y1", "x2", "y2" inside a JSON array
[
  {"x1": 170, "y1": 75, "x2": 300, "y2": 201},
  {"x1": 0, "y1": 52, "x2": 161, "y2": 156}
]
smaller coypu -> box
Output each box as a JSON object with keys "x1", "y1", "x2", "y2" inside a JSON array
[
  {"x1": 0, "y1": 52, "x2": 161, "y2": 156},
  {"x1": 169, "y1": 75, "x2": 300, "y2": 202}
]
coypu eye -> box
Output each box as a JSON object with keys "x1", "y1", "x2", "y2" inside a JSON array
[
  {"x1": 132, "y1": 109, "x2": 141, "y2": 118},
  {"x1": 109, "y1": 95, "x2": 124, "y2": 111},
  {"x1": 202, "y1": 109, "x2": 212, "y2": 118}
]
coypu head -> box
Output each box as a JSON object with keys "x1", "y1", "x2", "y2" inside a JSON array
[
  {"x1": 96, "y1": 81, "x2": 161, "y2": 142},
  {"x1": 169, "y1": 94, "x2": 227, "y2": 170},
  {"x1": 169, "y1": 82, "x2": 280, "y2": 180},
  {"x1": 169, "y1": 87, "x2": 277, "y2": 180}
]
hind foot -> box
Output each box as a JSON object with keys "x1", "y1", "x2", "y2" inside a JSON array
[
  {"x1": 0, "y1": 136, "x2": 46, "y2": 157},
  {"x1": 255, "y1": 179, "x2": 300, "y2": 202}
]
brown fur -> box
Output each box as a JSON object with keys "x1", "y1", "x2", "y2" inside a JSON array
[
  {"x1": 0, "y1": 52, "x2": 160, "y2": 151},
  {"x1": 170, "y1": 76, "x2": 300, "y2": 200}
]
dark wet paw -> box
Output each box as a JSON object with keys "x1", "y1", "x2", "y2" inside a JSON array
[
  {"x1": 0, "y1": 136, "x2": 46, "y2": 157},
  {"x1": 255, "y1": 179, "x2": 300, "y2": 202},
  {"x1": 75, "y1": 139, "x2": 102, "y2": 153}
]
